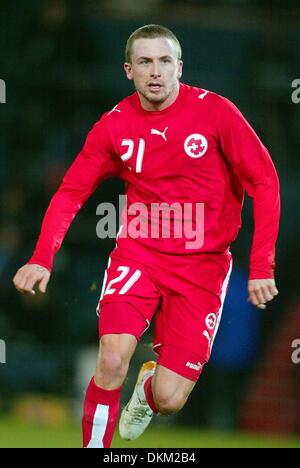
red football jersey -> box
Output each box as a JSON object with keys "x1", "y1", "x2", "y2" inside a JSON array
[{"x1": 28, "y1": 83, "x2": 280, "y2": 279}]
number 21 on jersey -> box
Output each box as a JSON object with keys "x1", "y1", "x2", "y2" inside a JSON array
[{"x1": 121, "y1": 139, "x2": 145, "y2": 173}]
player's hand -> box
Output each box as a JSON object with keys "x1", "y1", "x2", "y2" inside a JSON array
[
  {"x1": 247, "y1": 278, "x2": 279, "y2": 310},
  {"x1": 13, "y1": 264, "x2": 50, "y2": 295}
]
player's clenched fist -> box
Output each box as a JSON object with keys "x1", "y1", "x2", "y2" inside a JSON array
[
  {"x1": 248, "y1": 278, "x2": 279, "y2": 310},
  {"x1": 13, "y1": 264, "x2": 50, "y2": 295}
]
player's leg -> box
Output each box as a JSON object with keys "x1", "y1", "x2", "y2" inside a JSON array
[
  {"x1": 83, "y1": 251, "x2": 161, "y2": 448},
  {"x1": 119, "y1": 347, "x2": 202, "y2": 441},
  {"x1": 150, "y1": 363, "x2": 196, "y2": 415},
  {"x1": 82, "y1": 332, "x2": 137, "y2": 448},
  {"x1": 119, "y1": 363, "x2": 197, "y2": 441}
]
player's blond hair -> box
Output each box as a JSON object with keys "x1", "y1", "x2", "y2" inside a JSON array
[{"x1": 125, "y1": 24, "x2": 182, "y2": 63}]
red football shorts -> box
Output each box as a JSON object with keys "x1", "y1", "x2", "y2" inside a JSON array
[{"x1": 97, "y1": 240, "x2": 232, "y2": 381}]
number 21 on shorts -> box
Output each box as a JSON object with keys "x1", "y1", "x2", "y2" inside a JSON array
[{"x1": 101, "y1": 265, "x2": 142, "y2": 298}]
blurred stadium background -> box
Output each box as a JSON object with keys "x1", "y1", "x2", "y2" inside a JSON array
[{"x1": 0, "y1": 0, "x2": 300, "y2": 448}]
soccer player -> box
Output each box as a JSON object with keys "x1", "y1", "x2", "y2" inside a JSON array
[{"x1": 13, "y1": 24, "x2": 280, "y2": 448}]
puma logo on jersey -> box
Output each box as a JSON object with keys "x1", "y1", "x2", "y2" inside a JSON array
[
  {"x1": 150, "y1": 126, "x2": 168, "y2": 142},
  {"x1": 108, "y1": 105, "x2": 121, "y2": 115},
  {"x1": 198, "y1": 90, "x2": 209, "y2": 100}
]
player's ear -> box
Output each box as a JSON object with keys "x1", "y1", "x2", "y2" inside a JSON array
[
  {"x1": 177, "y1": 60, "x2": 183, "y2": 80},
  {"x1": 124, "y1": 62, "x2": 133, "y2": 81}
]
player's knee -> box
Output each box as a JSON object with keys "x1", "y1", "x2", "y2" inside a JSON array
[
  {"x1": 94, "y1": 350, "x2": 129, "y2": 388},
  {"x1": 95, "y1": 337, "x2": 130, "y2": 384},
  {"x1": 153, "y1": 390, "x2": 187, "y2": 415},
  {"x1": 100, "y1": 350, "x2": 126, "y2": 376}
]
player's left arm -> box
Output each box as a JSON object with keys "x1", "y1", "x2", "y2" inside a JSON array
[{"x1": 216, "y1": 98, "x2": 280, "y2": 309}]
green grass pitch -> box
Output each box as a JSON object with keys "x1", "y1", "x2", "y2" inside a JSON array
[{"x1": 0, "y1": 419, "x2": 299, "y2": 448}]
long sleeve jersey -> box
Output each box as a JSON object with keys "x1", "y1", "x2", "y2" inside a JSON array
[{"x1": 28, "y1": 83, "x2": 280, "y2": 279}]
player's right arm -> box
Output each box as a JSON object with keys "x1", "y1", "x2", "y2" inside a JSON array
[{"x1": 13, "y1": 116, "x2": 119, "y2": 295}]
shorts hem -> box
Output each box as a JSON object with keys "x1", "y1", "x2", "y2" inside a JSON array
[
  {"x1": 99, "y1": 328, "x2": 140, "y2": 342},
  {"x1": 153, "y1": 342, "x2": 208, "y2": 365},
  {"x1": 157, "y1": 358, "x2": 199, "y2": 382}
]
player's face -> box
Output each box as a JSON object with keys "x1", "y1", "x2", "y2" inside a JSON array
[{"x1": 124, "y1": 37, "x2": 183, "y2": 111}]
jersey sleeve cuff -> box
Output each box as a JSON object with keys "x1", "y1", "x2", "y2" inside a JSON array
[{"x1": 249, "y1": 268, "x2": 275, "y2": 280}]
